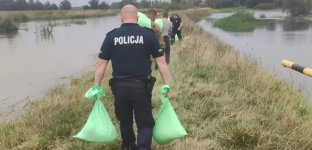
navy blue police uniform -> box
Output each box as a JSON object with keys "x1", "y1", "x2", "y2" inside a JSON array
[
  {"x1": 171, "y1": 16, "x2": 182, "y2": 44},
  {"x1": 99, "y1": 23, "x2": 163, "y2": 150}
]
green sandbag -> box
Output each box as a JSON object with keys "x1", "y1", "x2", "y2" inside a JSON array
[
  {"x1": 175, "y1": 34, "x2": 180, "y2": 41},
  {"x1": 74, "y1": 86, "x2": 118, "y2": 143},
  {"x1": 155, "y1": 18, "x2": 163, "y2": 31},
  {"x1": 138, "y1": 12, "x2": 152, "y2": 29},
  {"x1": 153, "y1": 85, "x2": 187, "y2": 145}
]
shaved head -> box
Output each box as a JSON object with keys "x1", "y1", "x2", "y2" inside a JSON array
[{"x1": 120, "y1": 5, "x2": 138, "y2": 24}]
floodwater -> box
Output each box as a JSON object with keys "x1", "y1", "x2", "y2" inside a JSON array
[
  {"x1": 0, "y1": 16, "x2": 121, "y2": 121},
  {"x1": 199, "y1": 11, "x2": 312, "y2": 98}
]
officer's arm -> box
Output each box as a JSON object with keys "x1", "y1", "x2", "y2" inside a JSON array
[
  {"x1": 178, "y1": 18, "x2": 183, "y2": 29},
  {"x1": 95, "y1": 36, "x2": 112, "y2": 86},
  {"x1": 154, "y1": 23, "x2": 166, "y2": 50},
  {"x1": 149, "y1": 34, "x2": 170, "y2": 85}
]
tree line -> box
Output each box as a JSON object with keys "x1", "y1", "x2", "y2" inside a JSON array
[
  {"x1": 0, "y1": 0, "x2": 201, "y2": 11},
  {"x1": 0, "y1": 0, "x2": 311, "y2": 17},
  {"x1": 206, "y1": 0, "x2": 312, "y2": 17},
  {"x1": 0, "y1": 0, "x2": 72, "y2": 11}
]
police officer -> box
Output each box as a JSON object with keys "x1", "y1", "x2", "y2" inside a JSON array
[
  {"x1": 94, "y1": 5, "x2": 170, "y2": 150},
  {"x1": 171, "y1": 13, "x2": 183, "y2": 44}
]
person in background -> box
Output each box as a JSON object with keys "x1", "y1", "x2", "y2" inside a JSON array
[
  {"x1": 162, "y1": 12, "x2": 172, "y2": 65},
  {"x1": 95, "y1": 5, "x2": 170, "y2": 150},
  {"x1": 146, "y1": 9, "x2": 166, "y2": 70},
  {"x1": 169, "y1": 14, "x2": 174, "y2": 23},
  {"x1": 171, "y1": 13, "x2": 183, "y2": 44}
]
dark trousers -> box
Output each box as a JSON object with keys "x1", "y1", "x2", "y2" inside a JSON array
[
  {"x1": 163, "y1": 36, "x2": 170, "y2": 65},
  {"x1": 171, "y1": 28, "x2": 182, "y2": 44},
  {"x1": 114, "y1": 87, "x2": 155, "y2": 150}
]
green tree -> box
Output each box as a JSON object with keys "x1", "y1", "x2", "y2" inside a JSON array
[
  {"x1": 15, "y1": 0, "x2": 28, "y2": 10},
  {"x1": 34, "y1": 0, "x2": 44, "y2": 10},
  {"x1": 139, "y1": 0, "x2": 151, "y2": 8},
  {"x1": 98, "y1": 1, "x2": 110, "y2": 9},
  {"x1": 0, "y1": 0, "x2": 15, "y2": 11},
  {"x1": 89, "y1": 0, "x2": 99, "y2": 9},
  {"x1": 82, "y1": 5, "x2": 90, "y2": 9},
  {"x1": 51, "y1": 3, "x2": 59, "y2": 10},
  {"x1": 44, "y1": 1, "x2": 52, "y2": 10},
  {"x1": 110, "y1": 2, "x2": 123, "y2": 9},
  {"x1": 282, "y1": 0, "x2": 311, "y2": 17},
  {"x1": 59, "y1": 0, "x2": 72, "y2": 10},
  {"x1": 28, "y1": 0, "x2": 34, "y2": 10}
]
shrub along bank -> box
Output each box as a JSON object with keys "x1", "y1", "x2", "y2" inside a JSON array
[
  {"x1": 0, "y1": 8, "x2": 312, "y2": 150},
  {"x1": 0, "y1": 19, "x2": 18, "y2": 33},
  {"x1": 213, "y1": 11, "x2": 257, "y2": 32}
]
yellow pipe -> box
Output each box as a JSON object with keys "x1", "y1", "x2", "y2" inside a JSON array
[
  {"x1": 282, "y1": 60, "x2": 294, "y2": 68},
  {"x1": 281, "y1": 59, "x2": 312, "y2": 77},
  {"x1": 303, "y1": 68, "x2": 312, "y2": 77}
]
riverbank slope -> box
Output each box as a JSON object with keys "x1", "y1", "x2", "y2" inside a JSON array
[
  {"x1": 0, "y1": 9, "x2": 161, "y2": 22},
  {"x1": 1, "y1": 8, "x2": 312, "y2": 150}
]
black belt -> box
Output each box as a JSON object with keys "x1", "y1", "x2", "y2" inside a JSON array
[{"x1": 115, "y1": 81, "x2": 146, "y2": 88}]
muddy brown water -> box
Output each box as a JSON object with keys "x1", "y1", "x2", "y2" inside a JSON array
[
  {"x1": 199, "y1": 11, "x2": 312, "y2": 99},
  {"x1": 0, "y1": 16, "x2": 121, "y2": 122}
]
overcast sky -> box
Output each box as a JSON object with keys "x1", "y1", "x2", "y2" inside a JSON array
[{"x1": 41, "y1": 0, "x2": 119, "y2": 7}]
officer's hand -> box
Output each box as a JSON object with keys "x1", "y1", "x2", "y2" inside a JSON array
[
  {"x1": 85, "y1": 86, "x2": 105, "y2": 100},
  {"x1": 161, "y1": 85, "x2": 170, "y2": 97}
]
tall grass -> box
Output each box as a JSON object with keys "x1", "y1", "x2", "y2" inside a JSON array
[
  {"x1": 213, "y1": 11, "x2": 257, "y2": 32},
  {"x1": 0, "y1": 10, "x2": 119, "y2": 22},
  {"x1": 0, "y1": 8, "x2": 312, "y2": 150},
  {"x1": 0, "y1": 9, "x2": 163, "y2": 22}
]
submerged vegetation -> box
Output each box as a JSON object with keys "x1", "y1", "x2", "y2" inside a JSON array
[
  {"x1": 0, "y1": 8, "x2": 312, "y2": 150},
  {"x1": 0, "y1": 19, "x2": 18, "y2": 33},
  {"x1": 34, "y1": 25, "x2": 54, "y2": 40},
  {"x1": 213, "y1": 11, "x2": 257, "y2": 32}
]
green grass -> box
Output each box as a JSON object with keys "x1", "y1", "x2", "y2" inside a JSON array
[
  {"x1": 213, "y1": 11, "x2": 257, "y2": 32},
  {"x1": 1, "y1": 8, "x2": 312, "y2": 150},
  {"x1": 0, "y1": 9, "x2": 162, "y2": 23},
  {"x1": 216, "y1": 7, "x2": 254, "y2": 13}
]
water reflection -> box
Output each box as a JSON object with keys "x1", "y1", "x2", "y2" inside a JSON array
[
  {"x1": 282, "y1": 21, "x2": 310, "y2": 31},
  {"x1": 199, "y1": 15, "x2": 312, "y2": 99},
  {"x1": 264, "y1": 22, "x2": 276, "y2": 31}
]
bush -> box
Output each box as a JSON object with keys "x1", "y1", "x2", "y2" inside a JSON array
[
  {"x1": 259, "y1": 13, "x2": 266, "y2": 18},
  {"x1": 213, "y1": 11, "x2": 256, "y2": 32},
  {"x1": 254, "y1": 3, "x2": 277, "y2": 10},
  {"x1": 0, "y1": 19, "x2": 19, "y2": 33}
]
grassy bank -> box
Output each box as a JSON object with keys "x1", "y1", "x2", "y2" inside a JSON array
[
  {"x1": 0, "y1": 9, "x2": 164, "y2": 22},
  {"x1": 213, "y1": 11, "x2": 257, "y2": 32},
  {"x1": 0, "y1": 9, "x2": 119, "y2": 22},
  {"x1": 1, "y1": 8, "x2": 312, "y2": 150},
  {"x1": 0, "y1": 9, "x2": 162, "y2": 22},
  {"x1": 215, "y1": 7, "x2": 254, "y2": 13}
]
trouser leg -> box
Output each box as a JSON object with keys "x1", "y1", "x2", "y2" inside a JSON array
[
  {"x1": 114, "y1": 87, "x2": 136, "y2": 149},
  {"x1": 163, "y1": 36, "x2": 170, "y2": 64},
  {"x1": 171, "y1": 29, "x2": 177, "y2": 45},
  {"x1": 132, "y1": 88, "x2": 155, "y2": 150},
  {"x1": 177, "y1": 30, "x2": 182, "y2": 40}
]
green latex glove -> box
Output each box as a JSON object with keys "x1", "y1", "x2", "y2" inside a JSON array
[
  {"x1": 161, "y1": 85, "x2": 171, "y2": 96},
  {"x1": 85, "y1": 86, "x2": 105, "y2": 100}
]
